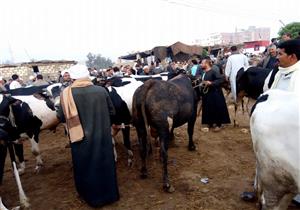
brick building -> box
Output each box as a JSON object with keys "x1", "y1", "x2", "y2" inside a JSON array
[{"x1": 0, "y1": 60, "x2": 76, "y2": 82}]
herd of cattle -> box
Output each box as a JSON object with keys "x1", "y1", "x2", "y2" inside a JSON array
[{"x1": 0, "y1": 67, "x2": 299, "y2": 210}]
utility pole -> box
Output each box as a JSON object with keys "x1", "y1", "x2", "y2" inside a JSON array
[
  {"x1": 279, "y1": 20, "x2": 286, "y2": 27},
  {"x1": 8, "y1": 41, "x2": 15, "y2": 64}
]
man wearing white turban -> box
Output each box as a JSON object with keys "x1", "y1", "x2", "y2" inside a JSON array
[{"x1": 57, "y1": 64, "x2": 119, "y2": 207}]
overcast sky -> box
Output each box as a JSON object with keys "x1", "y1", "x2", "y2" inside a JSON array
[{"x1": 0, "y1": 0, "x2": 299, "y2": 63}]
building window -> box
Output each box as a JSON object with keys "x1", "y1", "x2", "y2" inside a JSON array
[{"x1": 32, "y1": 65, "x2": 39, "y2": 73}]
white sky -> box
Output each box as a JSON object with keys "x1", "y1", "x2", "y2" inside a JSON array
[{"x1": 0, "y1": 0, "x2": 299, "y2": 63}]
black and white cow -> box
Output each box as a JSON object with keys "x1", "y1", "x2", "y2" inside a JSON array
[
  {"x1": 3, "y1": 86, "x2": 60, "y2": 173},
  {"x1": 132, "y1": 74, "x2": 197, "y2": 192},
  {"x1": 0, "y1": 94, "x2": 30, "y2": 209}
]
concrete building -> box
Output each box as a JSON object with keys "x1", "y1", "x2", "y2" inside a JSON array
[{"x1": 195, "y1": 26, "x2": 270, "y2": 46}]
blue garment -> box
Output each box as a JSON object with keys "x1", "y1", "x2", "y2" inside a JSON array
[{"x1": 191, "y1": 65, "x2": 198, "y2": 76}]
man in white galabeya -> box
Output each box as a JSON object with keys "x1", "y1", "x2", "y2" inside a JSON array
[
  {"x1": 241, "y1": 39, "x2": 300, "y2": 205},
  {"x1": 225, "y1": 46, "x2": 249, "y2": 102}
]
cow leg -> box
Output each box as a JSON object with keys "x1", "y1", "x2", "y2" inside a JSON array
[
  {"x1": 261, "y1": 190, "x2": 294, "y2": 210},
  {"x1": 0, "y1": 197, "x2": 8, "y2": 210},
  {"x1": 29, "y1": 135, "x2": 43, "y2": 173},
  {"x1": 233, "y1": 103, "x2": 239, "y2": 127},
  {"x1": 139, "y1": 135, "x2": 148, "y2": 179},
  {"x1": 159, "y1": 126, "x2": 175, "y2": 193},
  {"x1": 7, "y1": 143, "x2": 30, "y2": 209},
  {"x1": 187, "y1": 102, "x2": 197, "y2": 151},
  {"x1": 187, "y1": 114, "x2": 196, "y2": 151},
  {"x1": 111, "y1": 137, "x2": 117, "y2": 162},
  {"x1": 122, "y1": 126, "x2": 133, "y2": 167},
  {"x1": 13, "y1": 143, "x2": 26, "y2": 175},
  {"x1": 0, "y1": 144, "x2": 7, "y2": 185}
]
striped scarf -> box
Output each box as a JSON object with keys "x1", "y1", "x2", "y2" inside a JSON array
[{"x1": 60, "y1": 78, "x2": 93, "y2": 143}]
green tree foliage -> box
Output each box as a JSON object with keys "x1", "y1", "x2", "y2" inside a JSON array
[
  {"x1": 202, "y1": 48, "x2": 208, "y2": 57},
  {"x1": 278, "y1": 22, "x2": 300, "y2": 39},
  {"x1": 85, "y1": 53, "x2": 113, "y2": 69}
]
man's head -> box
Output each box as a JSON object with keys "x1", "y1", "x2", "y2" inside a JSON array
[
  {"x1": 200, "y1": 59, "x2": 213, "y2": 70},
  {"x1": 61, "y1": 70, "x2": 71, "y2": 82},
  {"x1": 268, "y1": 44, "x2": 277, "y2": 57},
  {"x1": 106, "y1": 68, "x2": 114, "y2": 77},
  {"x1": 36, "y1": 74, "x2": 43, "y2": 80},
  {"x1": 282, "y1": 32, "x2": 292, "y2": 41},
  {"x1": 68, "y1": 64, "x2": 90, "y2": 80},
  {"x1": 230, "y1": 46, "x2": 238, "y2": 52},
  {"x1": 271, "y1": 38, "x2": 277, "y2": 43},
  {"x1": 11, "y1": 74, "x2": 19, "y2": 81},
  {"x1": 191, "y1": 59, "x2": 198, "y2": 65},
  {"x1": 277, "y1": 39, "x2": 300, "y2": 68},
  {"x1": 143, "y1": 65, "x2": 150, "y2": 74}
]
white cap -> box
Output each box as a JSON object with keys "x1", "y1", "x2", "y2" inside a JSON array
[
  {"x1": 68, "y1": 64, "x2": 90, "y2": 79},
  {"x1": 61, "y1": 69, "x2": 70, "y2": 76},
  {"x1": 29, "y1": 75, "x2": 36, "y2": 80}
]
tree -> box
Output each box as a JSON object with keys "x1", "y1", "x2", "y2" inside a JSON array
[
  {"x1": 85, "y1": 53, "x2": 114, "y2": 69},
  {"x1": 278, "y1": 22, "x2": 300, "y2": 39}
]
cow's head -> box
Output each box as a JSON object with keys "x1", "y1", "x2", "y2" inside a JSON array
[
  {"x1": 0, "y1": 94, "x2": 18, "y2": 118},
  {"x1": 46, "y1": 83, "x2": 62, "y2": 110}
]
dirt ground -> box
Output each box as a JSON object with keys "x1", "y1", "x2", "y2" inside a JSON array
[{"x1": 0, "y1": 106, "x2": 298, "y2": 210}]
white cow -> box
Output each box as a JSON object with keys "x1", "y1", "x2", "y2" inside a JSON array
[{"x1": 250, "y1": 89, "x2": 300, "y2": 210}]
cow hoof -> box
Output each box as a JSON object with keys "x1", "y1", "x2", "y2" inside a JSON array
[
  {"x1": 163, "y1": 184, "x2": 175, "y2": 193},
  {"x1": 18, "y1": 162, "x2": 26, "y2": 175},
  {"x1": 234, "y1": 122, "x2": 240, "y2": 127},
  {"x1": 240, "y1": 191, "x2": 256, "y2": 202},
  {"x1": 140, "y1": 168, "x2": 148, "y2": 179},
  {"x1": 140, "y1": 174, "x2": 147, "y2": 179},
  {"x1": 127, "y1": 159, "x2": 133, "y2": 167},
  {"x1": 18, "y1": 168, "x2": 25, "y2": 176},
  {"x1": 188, "y1": 144, "x2": 196, "y2": 151},
  {"x1": 35, "y1": 165, "x2": 43, "y2": 173}
]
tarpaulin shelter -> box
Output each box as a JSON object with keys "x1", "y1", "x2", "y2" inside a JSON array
[{"x1": 119, "y1": 42, "x2": 203, "y2": 62}]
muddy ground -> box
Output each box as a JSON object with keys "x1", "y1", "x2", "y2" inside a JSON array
[{"x1": 0, "y1": 106, "x2": 298, "y2": 210}]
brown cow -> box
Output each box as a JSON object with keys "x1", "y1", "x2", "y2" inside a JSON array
[{"x1": 132, "y1": 74, "x2": 197, "y2": 192}]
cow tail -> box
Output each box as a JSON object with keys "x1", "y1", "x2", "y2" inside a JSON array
[
  {"x1": 8, "y1": 105, "x2": 16, "y2": 127},
  {"x1": 141, "y1": 98, "x2": 149, "y2": 137}
]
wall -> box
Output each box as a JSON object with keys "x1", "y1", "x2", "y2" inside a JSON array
[{"x1": 0, "y1": 62, "x2": 75, "y2": 82}]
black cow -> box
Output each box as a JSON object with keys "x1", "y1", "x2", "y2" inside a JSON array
[
  {"x1": 231, "y1": 66, "x2": 277, "y2": 126},
  {"x1": 132, "y1": 74, "x2": 197, "y2": 192},
  {"x1": 236, "y1": 66, "x2": 275, "y2": 100}
]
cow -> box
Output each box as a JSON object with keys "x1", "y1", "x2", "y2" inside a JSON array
[
  {"x1": 132, "y1": 74, "x2": 197, "y2": 192},
  {"x1": 0, "y1": 94, "x2": 30, "y2": 209},
  {"x1": 231, "y1": 66, "x2": 276, "y2": 126},
  {"x1": 2, "y1": 85, "x2": 60, "y2": 173},
  {"x1": 11, "y1": 95, "x2": 59, "y2": 173},
  {"x1": 250, "y1": 89, "x2": 300, "y2": 210}
]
